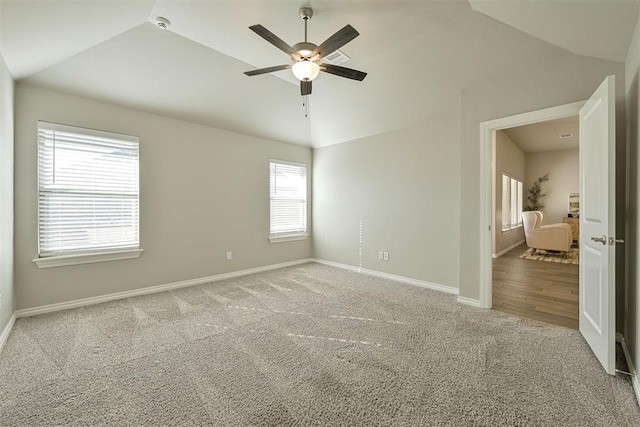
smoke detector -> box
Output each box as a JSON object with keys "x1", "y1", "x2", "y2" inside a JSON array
[{"x1": 155, "y1": 17, "x2": 171, "y2": 29}]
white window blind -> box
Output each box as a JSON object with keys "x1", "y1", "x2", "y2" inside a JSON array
[
  {"x1": 502, "y1": 174, "x2": 510, "y2": 229},
  {"x1": 501, "y1": 173, "x2": 523, "y2": 231},
  {"x1": 270, "y1": 160, "x2": 307, "y2": 236},
  {"x1": 517, "y1": 180, "x2": 523, "y2": 226},
  {"x1": 37, "y1": 121, "x2": 139, "y2": 257},
  {"x1": 510, "y1": 177, "x2": 518, "y2": 227}
]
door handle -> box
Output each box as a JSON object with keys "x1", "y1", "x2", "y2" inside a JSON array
[
  {"x1": 609, "y1": 237, "x2": 625, "y2": 245},
  {"x1": 591, "y1": 235, "x2": 607, "y2": 245}
]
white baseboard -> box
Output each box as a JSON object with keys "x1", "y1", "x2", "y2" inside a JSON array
[
  {"x1": 492, "y1": 239, "x2": 526, "y2": 258},
  {"x1": 312, "y1": 258, "x2": 458, "y2": 295},
  {"x1": 16, "y1": 258, "x2": 314, "y2": 318},
  {"x1": 0, "y1": 312, "x2": 16, "y2": 353},
  {"x1": 457, "y1": 296, "x2": 482, "y2": 307},
  {"x1": 616, "y1": 333, "x2": 640, "y2": 407}
]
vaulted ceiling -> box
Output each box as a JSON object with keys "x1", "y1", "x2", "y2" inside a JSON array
[
  {"x1": 504, "y1": 116, "x2": 579, "y2": 154},
  {"x1": 0, "y1": 1, "x2": 637, "y2": 148}
]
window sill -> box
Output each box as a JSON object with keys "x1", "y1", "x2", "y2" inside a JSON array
[
  {"x1": 269, "y1": 233, "x2": 309, "y2": 243},
  {"x1": 502, "y1": 226, "x2": 523, "y2": 233},
  {"x1": 33, "y1": 248, "x2": 143, "y2": 269}
]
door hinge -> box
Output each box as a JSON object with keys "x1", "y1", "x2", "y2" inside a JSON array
[{"x1": 488, "y1": 225, "x2": 491, "y2": 231}]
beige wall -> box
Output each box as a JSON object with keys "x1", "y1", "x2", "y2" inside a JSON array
[
  {"x1": 312, "y1": 117, "x2": 460, "y2": 289},
  {"x1": 311, "y1": 53, "x2": 625, "y2": 303},
  {"x1": 14, "y1": 84, "x2": 312, "y2": 310},
  {"x1": 525, "y1": 149, "x2": 579, "y2": 225},
  {"x1": 625, "y1": 10, "x2": 640, "y2": 385},
  {"x1": 0, "y1": 52, "x2": 14, "y2": 334},
  {"x1": 494, "y1": 130, "x2": 525, "y2": 255},
  {"x1": 459, "y1": 54, "x2": 627, "y2": 317}
]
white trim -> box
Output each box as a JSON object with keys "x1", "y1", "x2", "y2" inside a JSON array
[
  {"x1": 479, "y1": 101, "x2": 585, "y2": 309},
  {"x1": 38, "y1": 121, "x2": 138, "y2": 142},
  {"x1": 0, "y1": 313, "x2": 16, "y2": 353},
  {"x1": 33, "y1": 248, "x2": 143, "y2": 268},
  {"x1": 616, "y1": 333, "x2": 640, "y2": 407},
  {"x1": 492, "y1": 239, "x2": 526, "y2": 259},
  {"x1": 312, "y1": 258, "x2": 458, "y2": 295},
  {"x1": 457, "y1": 296, "x2": 482, "y2": 307},
  {"x1": 269, "y1": 233, "x2": 309, "y2": 243},
  {"x1": 269, "y1": 158, "x2": 307, "y2": 169},
  {"x1": 17, "y1": 258, "x2": 314, "y2": 318},
  {"x1": 501, "y1": 225, "x2": 524, "y2": 233}
]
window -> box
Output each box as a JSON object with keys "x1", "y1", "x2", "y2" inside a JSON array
[
  {"x1": 502, "y1": 174, "x2": 523, "y2": 231},
  {"x1": 36, "y1": 122, "x2": 140, "y2": 264},
  {"x1": 269, "y1": 160, "x2": 308, "y2": 242}
]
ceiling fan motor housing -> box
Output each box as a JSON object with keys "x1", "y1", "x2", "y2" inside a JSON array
[
  {"x1": 292, "y1": 42, "x2": 318, "y2": 60},
  {"x1": 299, "y1": 7, "x2": 313, "y2": 21}
]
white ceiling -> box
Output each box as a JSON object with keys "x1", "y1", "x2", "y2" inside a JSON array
[
  {"x1": 469, "y1": 0, "x2": 639, "y2": 62},
  {"x1": 0, "y1": 1, "x2": 637, "y2": 148},
  {"x1": 503, "y1": 116, "x2": 579, "y2": 153}
]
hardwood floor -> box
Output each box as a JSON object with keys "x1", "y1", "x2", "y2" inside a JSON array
[{"x1": 492, "y1": 243, "x2": 579, "y2": 329}]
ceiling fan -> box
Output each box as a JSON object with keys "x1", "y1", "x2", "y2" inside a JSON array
[{"x1": 244, "y1": 7, "x2": 367, "y2": 96}]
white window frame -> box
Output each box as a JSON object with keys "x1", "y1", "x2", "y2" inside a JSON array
[
  {"x1": 33, "y1": 121, "x2": 142, "y2": 268},
  {"x1": 501, "y1": 173, "x2": 524, "y2": 232},
  {"x1": 269, "y1": 159, "x2": 308, "y2": 243}
]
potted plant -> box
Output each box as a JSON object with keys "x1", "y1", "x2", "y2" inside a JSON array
[{"x1": 525, "y1": 173, "x2": 549, "y2": 211}]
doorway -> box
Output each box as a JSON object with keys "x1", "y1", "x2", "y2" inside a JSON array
[
  {"x1": 479, "y1": 76, "x2": 619, "y2": 375},
  {"x1": 491, "y1": 117, "x2": 580, "y2": 329},
  {"x1": 478, "y1": 101, "x2": 585, "y2": 311}
]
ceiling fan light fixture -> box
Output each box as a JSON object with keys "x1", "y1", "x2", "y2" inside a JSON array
[{"x1": 292, "y1": 60, "x2": 320, "y2": 81}]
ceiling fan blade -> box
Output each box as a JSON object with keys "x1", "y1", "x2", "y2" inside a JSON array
[
  {"x1": 310, "y1": 25, "x2": 359, "y2": 60},
  {"x1": 249, "y1": 25, "x2": 301, "y2": 60},
  {"x1": 244, "y1": 64, "x2": 291, "y2": 76},
  {"x1": 301, "y1": 80, "x2": 312, "y2": 96},
  {"x1": 321, "y1": 64, "x2": 367, "y2": 81}
]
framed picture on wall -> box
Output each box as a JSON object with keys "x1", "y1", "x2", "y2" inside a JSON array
[{"x1": 569, "y1": 193, "x2": 580, "y2": 217}]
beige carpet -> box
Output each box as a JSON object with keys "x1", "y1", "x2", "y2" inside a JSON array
[
  {"x1": 0, "y1": 263, "x2": 637, "y2": 426},
  {"x1": 519, "y1": 247, "x2": 580, "y2": 265}
]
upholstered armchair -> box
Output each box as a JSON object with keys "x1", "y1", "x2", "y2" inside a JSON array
[{"x1": 522, "y1": 211, "x2": 572, "y2": 254}]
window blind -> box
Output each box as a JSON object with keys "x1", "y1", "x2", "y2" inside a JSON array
[
  {"x1": 510, "y1": 177, "x2": 518, "y2": 228},
  {"x1": 270, "y1": 160, "x2": 307, "y2": 235},
  {"x1": 502, "y1": 174, "x2": 510, "y2": 229},
  {"x1": 38, "y1": 121, "x2": 139, "y2": 256},
  {"x1": 501, "y1": 173, "x2": 523, "y2": 231},
  {"x1": 517, "y1": 180, "x2": 523, "y2": 226}
]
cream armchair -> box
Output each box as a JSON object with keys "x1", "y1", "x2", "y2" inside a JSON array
[{"x1": 522, "y1": 211, "x2": 572, "y2": 254}]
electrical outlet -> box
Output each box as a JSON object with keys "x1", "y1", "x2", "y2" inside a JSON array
[
  {"x1": 226, "y1": 251, "x2": 232, "y2": 260},
  {"x1": 383, "y1": 252, "x2": 389, "y2": 261},
  {"x1": 378, "y1": 251, "x2": 384, "y2": 260}
]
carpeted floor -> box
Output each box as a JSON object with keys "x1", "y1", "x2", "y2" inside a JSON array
[
  {"x1": 0, "y1": 263, "x2": 637, "y2": 426},
  {"x1": 519, "y1": 247, "x2": 580, "y2": 265}
]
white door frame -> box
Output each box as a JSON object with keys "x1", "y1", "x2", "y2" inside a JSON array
[{"x1": 478, "y1": 101, "x2": 586, "y2": 309}]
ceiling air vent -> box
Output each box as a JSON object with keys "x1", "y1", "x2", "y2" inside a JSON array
[{"x1": 323, "y1": 50, "x2": 350, "y2": 65}]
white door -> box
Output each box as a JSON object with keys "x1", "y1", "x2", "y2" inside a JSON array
[{"x1": 579, "y1": 75, "x2": 616, "y2": 375}]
